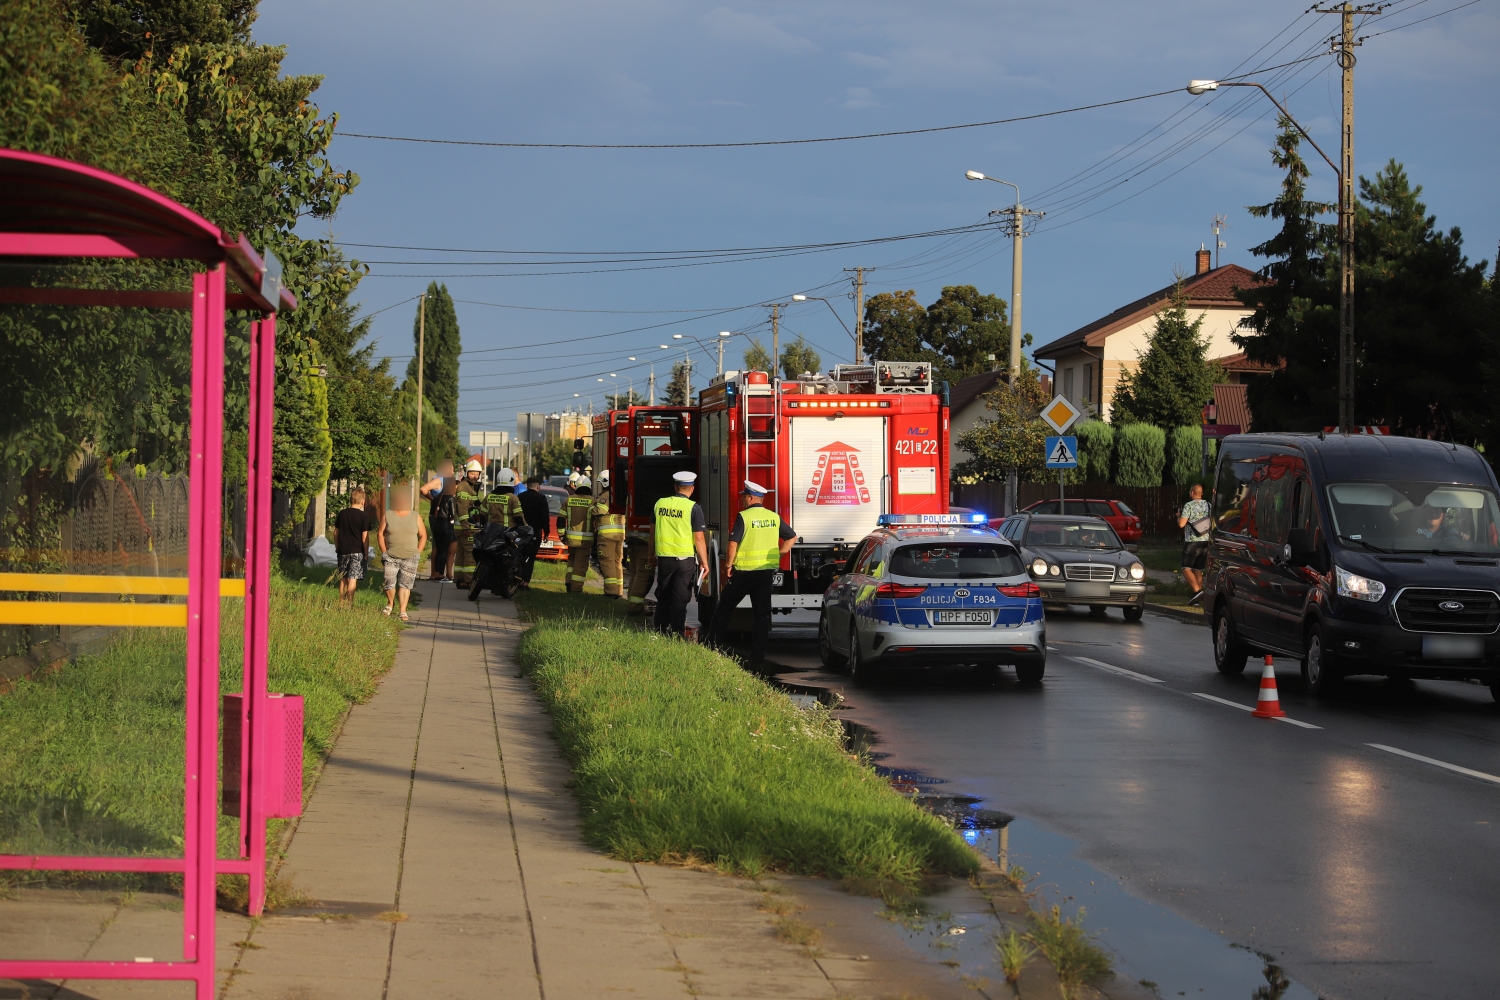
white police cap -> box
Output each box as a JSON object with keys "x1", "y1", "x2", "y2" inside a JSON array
[
  {"x1": 742, "y1": 480, "x2": 768, "y2": 496},
  {"x1": 672, "y1": 471, "x2": 698, "y2": 484}
]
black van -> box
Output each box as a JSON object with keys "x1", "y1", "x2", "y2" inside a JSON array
[{"x1": 1205, "y1": 433, "x2": 1500, "y2": 700}]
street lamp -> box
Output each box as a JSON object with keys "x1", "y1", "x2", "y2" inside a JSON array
[
  {"x1": 791, "y1": 294, "x2": 856, "y2": 362},
  {"x1": 965, "y1": 171, "x2": 1042, "y2": 383},
  {"x1": 1187, "y1": 78, "x2": 1352, "y2": 432}
]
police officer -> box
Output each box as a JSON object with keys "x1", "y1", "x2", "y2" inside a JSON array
[
  {"x1": 563, "y1": 476, "x2": 596, "y2": 594},
  {"x1": 707, "y1": 480, "x2": 796, "y2": 665},
  {"x1": 650, "y1": 470, "x2": 708, "y2": 636},
  {"x1": 592, "y1": 471, "x2": 626, "y2": 599},
  {"x1": 451, "y1": 459, "x2": 485, "y2": 587}
]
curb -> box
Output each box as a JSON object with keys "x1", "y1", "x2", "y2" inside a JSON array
[{"x1": 1146, "y1": 602, "x2": 1207, "y2": 626}]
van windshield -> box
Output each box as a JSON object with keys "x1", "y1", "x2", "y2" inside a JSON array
[{"x1": 1325, "y1": 481, "x2": 1500, "y2": 554}]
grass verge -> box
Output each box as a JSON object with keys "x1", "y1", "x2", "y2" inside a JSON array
[
  {"x1": 516, "y1": 616, "x2": 978, "y2": 886},
  {"x1": 1027, "y1": 904, "x2": 1113, "y2": 998},
  {"x1": 0, "y1": 562, "x2": 401, "y2": 903}
]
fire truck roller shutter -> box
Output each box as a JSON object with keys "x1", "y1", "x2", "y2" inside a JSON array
[{"x1": 790, "y1": 416, "x2": 887, "y2": 545}]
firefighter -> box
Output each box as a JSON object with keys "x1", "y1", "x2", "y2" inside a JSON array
[
  {"x1": 452, "y1": 459, "x2": 485, "y2": 587},
  {"x1": 625, "y1": 537, "x2": 654, "y2": 615},
  {"x1": 484, "y1": 468, "x2": 526, "y2": 532},
  {"x1": 707, "y1": 480, "x2": 796, "y2": 666},
  {"x1": 592, "y1": 471, "x2": 625, "y2": 598},
  {"x1": 650, "y1": 470, "x2": 708, "y2": 637},
  {"x1": 563, "y1": 476, "x2": 596, "y2": 593}
]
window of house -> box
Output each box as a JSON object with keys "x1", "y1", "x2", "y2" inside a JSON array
[{"x1": 1063, "y1": 368, "x2": 1075, "y2": 399}]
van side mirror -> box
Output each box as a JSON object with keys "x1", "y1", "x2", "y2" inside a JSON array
[{"x1": 1287, "y1": 528, "x2": 1316, "y2": 567}]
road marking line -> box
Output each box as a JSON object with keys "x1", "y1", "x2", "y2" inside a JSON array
[
  {"x1": 1071, "y1": 656, "x2": 1163, "y2": 684},
  {"x1": 1192, "y1": 693, "x2": 1321, "y2": 728},
  {"x1": 1367, "y1": 744, "x2": 1500, "y2": 785}
]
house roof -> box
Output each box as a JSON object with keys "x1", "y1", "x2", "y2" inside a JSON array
[
  {"x1": 948, "y1": 370, "x2": 1005, "y2": 415},
  {"x1": 1212, "y1": 383, "x2": 1253, "y2": 431},
  {"x1": 1214, "y1": 351, "x2": 1279, "y2": 374},
  {"x1": 1033, "y1": 263, "x2": 1266, "y2": 360}
]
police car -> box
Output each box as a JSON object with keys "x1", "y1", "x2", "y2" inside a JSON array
[{"x1": 817, "y1": 513, "x2": 1046, "y2": 682}]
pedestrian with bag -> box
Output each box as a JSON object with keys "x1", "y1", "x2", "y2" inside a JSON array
[
  {"x1": 1178, "y1": 482, "x2": 1212, "y2": 605},
  {"x1": 420, "y1": 459, "x2": 458, "y2": 582},
  {"x1": 380, "y1": 485, "x2": 427, "y2": 622},
  {"x1": 650, "y1": 470, "x2": 708, "y2": 636},
  {"x1": 707, "y1": 480, "x2": 795, "y2": 665}
]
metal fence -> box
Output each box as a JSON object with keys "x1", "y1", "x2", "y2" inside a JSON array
[{"x1": 954, "y1": 480, "x2": 1194, "y2": 539}]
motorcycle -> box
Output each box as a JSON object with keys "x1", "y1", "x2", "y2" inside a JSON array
[{"x1": 468, "y1": 515, "x2": 534, "y2": 601}]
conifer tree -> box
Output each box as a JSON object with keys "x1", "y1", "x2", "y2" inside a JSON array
[
  {"x1": 406, "y1": 283, "x2": 461, "y2": 430},
  {"x1": 1110, "y1": 284, "x2": 1222, "y2": 428}
]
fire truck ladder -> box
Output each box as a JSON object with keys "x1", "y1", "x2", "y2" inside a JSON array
[{"x1": 744, "y1": 390, "x2": 779, "y2": 514}]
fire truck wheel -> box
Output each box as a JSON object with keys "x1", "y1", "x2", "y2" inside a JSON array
[{"x1": 817, "y1": 612, "x2": 845, "y2": 669}]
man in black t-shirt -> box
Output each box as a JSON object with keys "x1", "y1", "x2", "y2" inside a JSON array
[
  {"x1": 334, "y1": 488, "x2": 375, "y2": 608},
  {"x1": 517, "y1": 476, "x2": 552, "y2": 586}
]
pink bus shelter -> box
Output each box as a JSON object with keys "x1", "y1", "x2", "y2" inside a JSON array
[{"x1": 0, "y1": 148, "x2": 299, "y2": 998}]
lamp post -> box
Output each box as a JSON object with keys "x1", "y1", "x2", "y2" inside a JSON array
[
  {"x1": 1187, "y1": 78, "x2": 1352, "y2": 432},
  {"x1": 965, "y1": 171, "x2": 1043, "y2": 383},
  {"x1": 791, "y1": 294, "x2": 857, "y2": 362}
]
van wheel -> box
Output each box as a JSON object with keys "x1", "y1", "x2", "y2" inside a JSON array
[
  {"x1": 1123, "y1": 606, "x2": 1144, "y2": 622},
  {"x1": 1303, "y1": 623, "x2": 1342, "y2": 696},
  {"x1": 1213, "y1": 607, "x2": 1249, "y2": 675},
  {"x1": 817, "y1": 612, "x2": 845, "y2": 670},
  {"x1": 1490, "y1": 681, "x2": 1500, "y2": 704}
]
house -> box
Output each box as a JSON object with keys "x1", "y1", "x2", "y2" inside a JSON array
[{"x1": 1032, "y1": 248, "x2": 1266, "y2": 424}]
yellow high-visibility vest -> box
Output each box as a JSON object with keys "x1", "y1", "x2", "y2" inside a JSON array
[
  {"x1": 653, "y1": 494, "x2": 697, "y2": 558},
  {"x1": 734, "y1": 507, "x2": 783, "y2": 571}
]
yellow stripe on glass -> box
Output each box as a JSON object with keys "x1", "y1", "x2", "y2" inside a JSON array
[
  {"x1": 0, "y1": 573, "x2": 245, "y2": 597},
  {"x1": 0, "y1": 575, "x2": 247, "y2": 627}
]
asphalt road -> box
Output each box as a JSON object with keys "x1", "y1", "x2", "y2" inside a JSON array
[{"x1": 763, "y1": 605, "x2": 1500, "y2": 1000}]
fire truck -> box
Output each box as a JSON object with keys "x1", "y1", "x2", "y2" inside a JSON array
[
  {"x1": 591, "y1": 403, "x2": 699, "y2": 549},
  {"x1": 695, "y1": 362, "x2": 951, "y2": 626}
]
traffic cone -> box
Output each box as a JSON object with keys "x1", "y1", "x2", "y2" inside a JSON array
[{"x1": 1250, "y1": 654, "x2": 1286, "y2": 718}]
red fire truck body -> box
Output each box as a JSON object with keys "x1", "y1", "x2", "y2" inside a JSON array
[
  {"x1": 590, "y1": 405, "x2": 698, "y2": 542},
  {"x1": 695, "y1": 364, "x2": 951, "y2": 622}
]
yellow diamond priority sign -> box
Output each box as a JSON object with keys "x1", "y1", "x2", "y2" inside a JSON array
[{"x1": 1041, "y1": 394, "x2": 1083, "y2": 434}]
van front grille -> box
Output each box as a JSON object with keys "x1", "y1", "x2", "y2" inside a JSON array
[
  {"x1": 1064, "y1": 564, "x2": 1116, "y2": 582},
  {"x1": 1393, "y1": 588, "x2": 1500, "y2": 634}
]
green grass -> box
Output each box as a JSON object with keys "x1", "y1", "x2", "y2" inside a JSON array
[
  {"x1": 515, "y1": 616, "x2": 979, "y2": 886},
  {"x1": 1136, "y1": 545, "x2": 1183, "y2": 573},
  {"x1": 0, "y1": 565, "x2": 401, "y2": 876},
  {"x1": 1027, "y1": 905, "x2": 1113, "y2": 998}
]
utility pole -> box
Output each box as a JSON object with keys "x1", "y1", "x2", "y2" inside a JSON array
[
  {"x1": 717, "y1": 337, "x2": 725, "y2": 376},
  {"x1": 770, "y1": 304, "x2": 780, "y2": 378},
  {"x1": 412, "y1": 293, "x2": 426, "y2": 494},
  {"x1": 1314, "y1": 1, "x2": 1374, "y2": 432},
  {"x1": 845, "y1": 267, "x2": 867, "y2": 364},
  {"x1": 648, "y1": 366, "x2": 656, "y2": 406},
  {"x1": 1212, "y1": 214, "x2": 1229, "y2": 269}
]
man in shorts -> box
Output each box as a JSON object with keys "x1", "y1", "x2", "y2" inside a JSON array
[
  {"x1": 334, "y1": 487, "x2": 374, "y2": 608},
  {"x1": 1178, "y1": 482, "x2": 1211, "y2": 604}
]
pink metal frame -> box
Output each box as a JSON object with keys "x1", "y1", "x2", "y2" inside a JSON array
[{"x1": 0, "y1": 148, "x2": 289, "y2": 998}]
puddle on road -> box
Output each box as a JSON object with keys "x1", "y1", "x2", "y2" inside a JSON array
[{"x1": 769, "y1": 673, "x2": 1320, "y2": 1000}]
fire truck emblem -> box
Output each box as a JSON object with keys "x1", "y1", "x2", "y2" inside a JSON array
[{"x1": 806, "y1": 441, "x2": 872, "y2": 506}]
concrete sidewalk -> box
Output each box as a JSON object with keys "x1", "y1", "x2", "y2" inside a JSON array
[{"x1": 220, "y1": 581, "x2": 1032, "y2": 1000}]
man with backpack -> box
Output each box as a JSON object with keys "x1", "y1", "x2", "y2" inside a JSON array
[{"x1": 421, "y1": 459, "x2": 458, "y2": 582}]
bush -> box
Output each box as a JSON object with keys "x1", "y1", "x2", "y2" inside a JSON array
[
  {"x1": 1113, "y1": 423, "x2": 1166, "y2": 486},
  {"x1": 1166, "y1": 424, "x2": 1204, "y2": 485},
  {"x1": 1074, "y1": 420, "x2": 1114, "y2": 482}
]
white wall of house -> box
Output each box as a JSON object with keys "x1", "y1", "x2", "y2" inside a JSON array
[{"x1": 1051, "y1": 305, "x2": 1253, "y2": 423}]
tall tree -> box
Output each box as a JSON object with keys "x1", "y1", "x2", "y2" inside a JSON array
[
  {"x1": 953, "y1": 361, "x2": 1050, "y2": 483},
  {"x1": 779, "y1": 336, "x2": 822, "y2": 379},
  {"x1": 742, "y1": 338, "x2": 771, "y2": 373},
  {"x1": 406, "y1": 283, "x2": 461, "y2": 429},
  {"x1": 665, "y1": 362, "x2": 691, "y2": 405},
  {"x1": 1354, "y1": 160, "x2": 1490, "y2": 440},
  {"x1": 860, "y1": 286, "x2": 1010, "y2": 383},
  {"x1": 1233, "y1": 119, "x2": 1338, "y2": 431},
  {"x1": 1110, "y1": 283, "x2": 1223, "y2": 428}
]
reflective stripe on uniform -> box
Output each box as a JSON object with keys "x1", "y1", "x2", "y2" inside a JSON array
[
  {"x1": 734, "y1": 507, "x2": 783, "y2": 571},
  {"x1": 565, "y1": 496, "x2": 595, "y2": 546},
  {"x1": 654, "y1": 495, "x2": 696, "y2": 558}
]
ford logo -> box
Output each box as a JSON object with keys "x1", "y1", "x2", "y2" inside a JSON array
[
  {"x1": 1439, "y1": 600, "x2": 1465, "y2": 612},
  {"x1": 954, "y1": 588, "x2": 970, "y2": 598}
]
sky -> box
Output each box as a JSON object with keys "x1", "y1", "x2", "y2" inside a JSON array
[{"x1": 253, "y1": 0, "x2": 1498, "y2": 444}]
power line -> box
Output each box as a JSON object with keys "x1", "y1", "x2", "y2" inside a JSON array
[
  {"x1": 337, "y1": 88, "x2": 1182, "y2": 151},
  {"x1": 1358, "y1": 0, "x2": 1484, "y2": 38}
]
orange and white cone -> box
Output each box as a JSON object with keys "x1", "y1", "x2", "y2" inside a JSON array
[{"x1": 1250, "y1": 654, "x2": 1286, "y2": 718}]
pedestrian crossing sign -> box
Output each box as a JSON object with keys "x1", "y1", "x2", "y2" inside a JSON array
[{"x1": 1045, "y1": 436, "x2": 1079, "y2": 469}]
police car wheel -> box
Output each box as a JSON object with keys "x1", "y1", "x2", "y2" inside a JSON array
[
  {"x1": 817, "y1": 612, "x2": 845, "y2": 669},
  {"x1": 1016, "y1": 660, "x2": 1045, "y2": 684},
  {"x1": 847, "y1": 624, "x2": 876, "y2": 681}
]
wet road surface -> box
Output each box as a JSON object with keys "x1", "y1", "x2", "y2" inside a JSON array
[{"x1": 762, "y1": 605, "x2": 1500, "y2": 1000}]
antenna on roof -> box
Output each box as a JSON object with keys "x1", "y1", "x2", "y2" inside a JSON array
[{"x1": 1212, "y1": 215, "x2": 1229, "y2": 269}]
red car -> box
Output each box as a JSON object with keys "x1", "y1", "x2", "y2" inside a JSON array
[{"x1": 989, "y1": 498, "x2": 1142, "y2": 546}]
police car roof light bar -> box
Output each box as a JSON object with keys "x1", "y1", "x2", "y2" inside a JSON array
[{"x1": 876, "y1": 512, "x2": 987, "y2": 526}]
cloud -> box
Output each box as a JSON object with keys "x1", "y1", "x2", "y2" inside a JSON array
[
  {"x1": 701, "y1": 6, "x2": 816, "y2": 54},
  {"x1": 842, "y1": 86, "x2": 878, "y2": 111}
]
